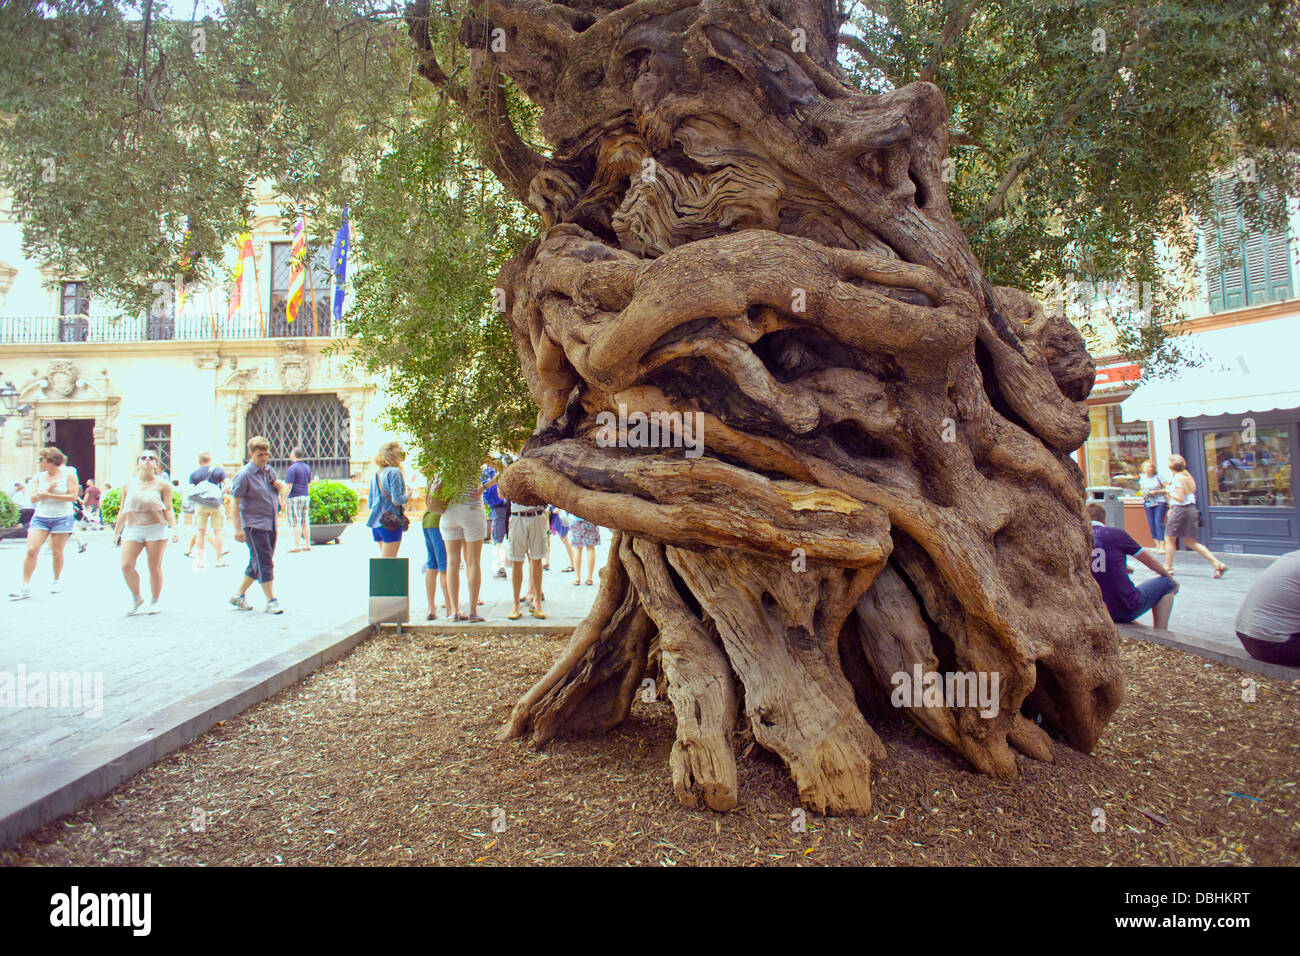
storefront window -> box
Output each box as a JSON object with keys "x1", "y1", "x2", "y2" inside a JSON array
[
  {"x1": 1085, "y1": 404, "x2": 1151, "y2": 491},
  {"x1": 1201, "y1": 428, "x2": 1294, "y2": 507}
]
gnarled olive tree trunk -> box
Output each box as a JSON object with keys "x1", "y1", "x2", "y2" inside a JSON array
[{"x1": 408, "y1": 0, "x2": 1122, "y2": 814}]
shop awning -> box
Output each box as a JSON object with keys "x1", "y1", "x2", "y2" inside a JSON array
[{"x1": 1120, "y1": 317, "x2": 1300, "y2": 421}]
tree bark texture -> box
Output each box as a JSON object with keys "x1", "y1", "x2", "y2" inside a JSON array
[{"x1": 409, "y1": 0, "x2": 1123, "y2": 814}]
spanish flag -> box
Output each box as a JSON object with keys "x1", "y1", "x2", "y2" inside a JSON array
[
  {"x1": 177, "y1": 224, "x2": 193, "y2": 312},
  {"x1": 286, "y1": 217, "x2": 307, "y2": 325},
  {"x1": 227, "y1": 232, "x2": 254, "y2": 320}
]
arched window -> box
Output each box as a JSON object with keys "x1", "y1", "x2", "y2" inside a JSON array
[{"x1": 245, "y1": 394, "x2": 350, "y2": 478}]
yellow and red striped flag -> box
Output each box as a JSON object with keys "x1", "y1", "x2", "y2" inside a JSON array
[
  {"x1": 286, "y1": 217, "x2": 307, "y2": 325},
  {"x1": 227, "y1": 232, "x2": 254, "y2": 320}
]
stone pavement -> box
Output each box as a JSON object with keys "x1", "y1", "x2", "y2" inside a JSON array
[
  {"x1": 0, "y1": 520, "x2": 610, "y2": 787},
  {"x1": 1122, "y1": 548, "x2": 1298, "y2": 678}
]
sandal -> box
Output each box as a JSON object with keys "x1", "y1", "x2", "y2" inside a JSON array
[
  {"x1": 467, "y1": 614, "x2": 486, "y2": 623},
  {"x1": 530, "y1": 608, "x2": 547, "y2": 619},
  {"x1": 561, "y1": 566, "x2": 574, "y2": 573},
  {"x1": 453, "y1": 613, "x2": 467, "y2": 622},
  {"x1": 585, "y1": 579, "x2": 593, "y2": 586},
  {"x1": 508, "y1": 610, "x2": 523, "y2": 620}
]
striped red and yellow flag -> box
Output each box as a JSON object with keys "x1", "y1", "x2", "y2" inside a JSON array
[
  {"x1": 227, "y1": 232, "x2": 254, "y2": 320},
  {"x1": 286, "y1": 217, "x2": 306, "y2": 325}
]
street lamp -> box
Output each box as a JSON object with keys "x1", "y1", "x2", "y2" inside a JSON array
[{"x1": 0, "y1": 377, "x2": 34, "y2": 426}]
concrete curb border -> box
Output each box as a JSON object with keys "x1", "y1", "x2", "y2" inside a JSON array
[
  {"x1": 373, "y1": 622, "x2": 577, "y2": 638},
  {"x1": 0, "y1": 613, "x2": 375, "y2": 850},
  {"x1": 1118, "y1": 623, "x2": 1300, "y2": 681}
]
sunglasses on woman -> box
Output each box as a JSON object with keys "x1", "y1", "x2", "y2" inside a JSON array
[{"x1": 139, "y1": 455, "x2": 157, "y2": 462}]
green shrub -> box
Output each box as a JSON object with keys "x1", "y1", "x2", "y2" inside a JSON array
[
  {"x1": 0, "y1": 490, "x2": 17, "y2": 529},
  {"x1": 100, "y1": 484, "x2": 181, "y2": 524},
  {"x1": 309, "y1": 480, "x2": 360, "y2": 525}
]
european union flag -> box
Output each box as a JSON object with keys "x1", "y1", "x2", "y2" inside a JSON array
[{"x1": 330, "y1": 207, "x2": 350, "y2": 320}]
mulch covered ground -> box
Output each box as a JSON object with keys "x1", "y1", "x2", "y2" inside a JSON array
[{"x1": 3, "y1": 629, "x2": 1297, "y2": 866}]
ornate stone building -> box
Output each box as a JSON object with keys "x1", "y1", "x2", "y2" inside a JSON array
[{"x1": 0, "y1": 181, "x2": 402, "y2": 490}]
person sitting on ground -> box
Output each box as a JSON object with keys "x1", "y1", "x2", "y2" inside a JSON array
[
  {"x1": 1087, "y1": 502, "x2": 1179, "y2": 630},
  {"x1": 1235, "y1": 549, "x2": 1300, "y2": 668}
]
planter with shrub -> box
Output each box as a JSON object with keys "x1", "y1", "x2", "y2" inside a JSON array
[
  {"x1": 0, "y1": 490, "x2": 20, "y2": 539},
  {"x1": 308, "y1": 480, "x2": 360, "y2": 545}
]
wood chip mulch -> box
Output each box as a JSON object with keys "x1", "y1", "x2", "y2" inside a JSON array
[{"x1": 3, "y1": 631, "x2": 1297, "y2": 866}]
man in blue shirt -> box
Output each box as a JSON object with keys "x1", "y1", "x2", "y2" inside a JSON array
[
  {"x1": 284, "y1": 447, "x2": 313, "y2": 553},
  {"x1": 482, "y1": 459, "x2": 510, "y2": 578},
  {"x1": 1088, "y1": 502, "x2": 1178, "y2": 629},
  {"x1": 229, "y1": 435, "x2": 288, "y2": 614}
]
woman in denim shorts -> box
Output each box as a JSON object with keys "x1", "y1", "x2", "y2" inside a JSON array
[{"x1": 9, "y1": 446, "x2": 80, "y2": 601}]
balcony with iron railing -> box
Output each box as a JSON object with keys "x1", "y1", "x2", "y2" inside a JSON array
[{"x1": 0, "y1": 311, "x2": 350, "y2": 344}]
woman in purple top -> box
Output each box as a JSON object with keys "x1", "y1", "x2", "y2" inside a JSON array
[{"x1": 284, "y1": 447, "x2": 313, "y2": 553}]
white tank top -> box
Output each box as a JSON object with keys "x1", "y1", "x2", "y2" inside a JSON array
[{"x1": 32, "y1": 465, "x2": 78, "y2": 518}]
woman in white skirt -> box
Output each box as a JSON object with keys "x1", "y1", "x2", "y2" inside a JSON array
[{"x1": 112, "y1": 449, "x2": 179, "y2": 615}]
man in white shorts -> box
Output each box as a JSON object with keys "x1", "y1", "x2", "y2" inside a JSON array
[
  {"x1": 507, "y1": 499, "x2": 548, "y2": 620},
  {"x1": 439, "y1": 479, "x2": 488, "y2": 622}
]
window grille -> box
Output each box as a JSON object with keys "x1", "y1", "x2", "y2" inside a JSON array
[
  {"x1": 245, "y1": 393, "x2": 351, "y2": 478},
  {"x1": 142, "y1": 424, "x2": 172, "y2": 476}
]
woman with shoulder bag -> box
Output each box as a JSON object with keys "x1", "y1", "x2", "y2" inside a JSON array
[{"x1": 366, "y1": 441, "x2": 410, "y2": 558}]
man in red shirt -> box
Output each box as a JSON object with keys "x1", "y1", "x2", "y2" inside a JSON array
[{"x1": 82, "y1": 479, "x2": 103, "y2": 529}]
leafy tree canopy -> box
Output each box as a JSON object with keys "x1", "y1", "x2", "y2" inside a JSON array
[{"x1": 1, "y1": 0, "x2": 1297, "y2": 482}]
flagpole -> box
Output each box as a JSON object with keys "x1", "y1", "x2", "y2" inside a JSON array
[
  {"x1": 305, "y1": 240, "x2": 320, "y2": 337},
  {"x1": 250, "y1": 240, "x2": 266, "y2": 337},
  {"x1": 206, "y1": 286, "x2": 217, "y2": 339}
]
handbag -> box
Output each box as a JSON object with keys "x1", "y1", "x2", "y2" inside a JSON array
[{"x1": 377, "y1": 471, "x2": 410, "y2": 532}]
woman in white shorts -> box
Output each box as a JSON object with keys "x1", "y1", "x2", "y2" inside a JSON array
[
  {"x1": 438, "y1": 475, "x2": 488, "y2": 622},
  {"x1": 112, "y1": 449, "x2": 179, "y2": 615}
]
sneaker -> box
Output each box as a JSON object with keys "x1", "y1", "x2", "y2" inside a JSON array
[
  {"x1": 230, "y1": 594, "x2": 253, "y2": 611},
  {"x1": 494, "y1": 569, "x2": 507, "y2": 578},
  {"x1": 127, "y1": 593, "x2": 144, "y2": 616},
  {"x1": 9, "y1": 584, "x2": 31, "y2": 601},
  {"x1": 148, "y1": 600, "x2": 161, "y2": 615},
  {"x1": 265, "y1": 599, "x2": 284, "y2": 615},
  {"x1": 50, "y1": 580, "x2": 63, "y2": 594}
]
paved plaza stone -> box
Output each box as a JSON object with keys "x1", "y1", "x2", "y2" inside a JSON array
[
  {"x1": 0, "y1": 521, "x2": 610, "y2": 787},
  {"x1": 0, "y1": 518, "x2": 1292, "y2": 831}
]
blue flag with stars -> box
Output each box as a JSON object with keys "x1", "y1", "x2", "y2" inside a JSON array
[{"x1": 330, "y1": 207, "x2": 350, "y2": 320}]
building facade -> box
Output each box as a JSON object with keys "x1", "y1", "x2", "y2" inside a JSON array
[
  {"x1": 1080, "y1": 186, "x2": 1299, "y2": 555},
  {"x1": 0, "y1": 180, "x2": 402, "y2": 494}
]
